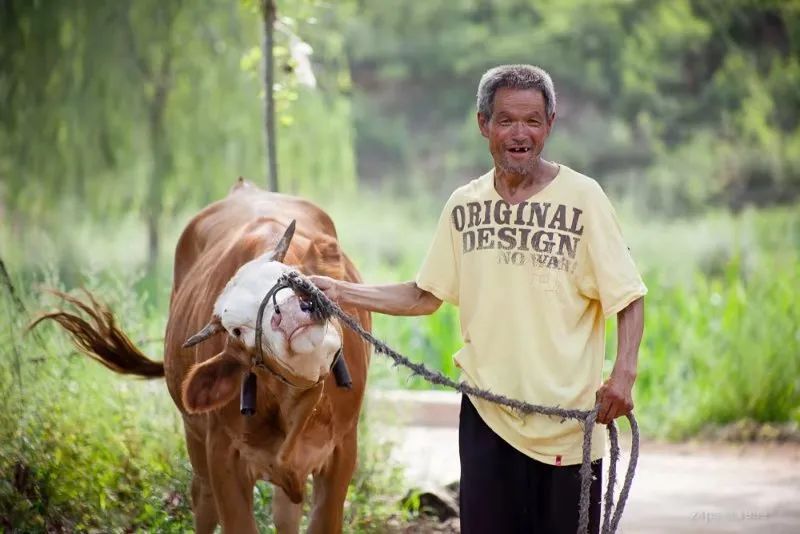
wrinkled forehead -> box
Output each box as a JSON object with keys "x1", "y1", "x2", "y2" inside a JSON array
[{"x1": 212, "y1": 255, "x2": 293, "y2": 329}]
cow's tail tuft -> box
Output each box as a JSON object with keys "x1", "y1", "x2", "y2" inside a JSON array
[{"x1": 29, "y1": 290, "x2": 165, "y2": 378}]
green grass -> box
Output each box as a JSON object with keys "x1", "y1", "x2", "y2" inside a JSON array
[
  {"x1": 619, "y1": 206, "x2": 800, "y2": 437},
  {"x1": 0, "y1": 274, "x2": 192, "y2": 531},
  {"x1": 633, "y1": 253, "x2": 800, "y2": 438}
]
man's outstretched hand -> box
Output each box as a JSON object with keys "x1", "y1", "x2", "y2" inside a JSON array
[{"x1": 308, "y1": 275, "x2": 340, "y2": 303}]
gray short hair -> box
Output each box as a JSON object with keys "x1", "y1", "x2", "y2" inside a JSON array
[{"x1": 476, "y1": 65, "x2": 557, "y2": 119}]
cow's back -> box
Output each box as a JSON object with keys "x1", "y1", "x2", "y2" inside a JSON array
[{"x1": 172, "y1": 185, "x2": 339, "y2": 292}]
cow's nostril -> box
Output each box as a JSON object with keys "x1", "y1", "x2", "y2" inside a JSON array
[
  {"x1": 274, "y1": 305, "x2": 280, "y2": 315},
  {"x1": 299, "y1": 299, "x2": 314, "y2": 313}
]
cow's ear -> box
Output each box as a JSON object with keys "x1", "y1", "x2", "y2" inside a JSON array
[
  {"x1": 301, "y1": 236, "x2": 343, "y2": 278},
  {"x1": 181, "y1": 352, "x2": 244, "y2": 414}
]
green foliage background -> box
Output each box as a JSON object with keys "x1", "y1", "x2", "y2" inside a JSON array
[{"x1": 1, "y1": 0, "x2": 798, "y2": 530}]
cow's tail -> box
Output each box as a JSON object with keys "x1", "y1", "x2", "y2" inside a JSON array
[{"x1": 29, "y1": 290, "x2": 164, "y2": 378}]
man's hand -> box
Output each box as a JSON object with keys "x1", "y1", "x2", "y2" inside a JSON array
[
  {"x1": 308, "y1": 275, "x2": 339, "y2": 303},
  {"x1": 595, "y1": 371, "x2": 635, "y2": 425}
]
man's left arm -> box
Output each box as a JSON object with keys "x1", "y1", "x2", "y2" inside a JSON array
[{"x1": 596, "y1": 296, "x2": 645, "y2": 424}]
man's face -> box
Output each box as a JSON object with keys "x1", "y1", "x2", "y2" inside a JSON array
[{"x1": 478, "y1": 87, "x2": 555, "y2": 177}]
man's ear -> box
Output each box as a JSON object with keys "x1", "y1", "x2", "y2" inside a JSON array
[
  {"x1": 182, "y1": 352, "x2": 245, "y2": 414},
  {"x1": 546, "y1": 111, "x2": 556, "y2": 132},
  {"x1": 477, "y1": 112, "x2": 490, "y2": 139}
]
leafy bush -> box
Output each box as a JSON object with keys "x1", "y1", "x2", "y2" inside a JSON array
[
  {"x1": 0, "y1": 274, "x2": 192, "y2": 531},
  {"x1": 634, "y1": 252, "x2": 800, "y2": 438}
]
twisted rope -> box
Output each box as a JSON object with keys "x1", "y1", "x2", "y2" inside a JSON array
[{"x1": 277, "y1": 271, "x2": 638, "y2": 534}]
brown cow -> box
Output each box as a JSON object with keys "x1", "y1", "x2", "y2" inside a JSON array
[{"x1": 35, "y1": 179, "x2": 371, "y2": 533}]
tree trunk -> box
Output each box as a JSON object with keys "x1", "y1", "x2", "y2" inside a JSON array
[
  {"x1": 146, "y1": 64, "x2": 172, "y2": 272},
  {"x1": 146, "y1": 116, "x2": 165, "y2": 272},
  {"x1": 261, "y1": 0, "x2": 278, "y2": 191},
  {"x1": 122, "y1": 0, "x2": 177, "y2": 272}
]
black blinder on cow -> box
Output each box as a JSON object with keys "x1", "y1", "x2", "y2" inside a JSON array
[
  {"x1": 331, "y1": 349, "x2": 351, "y2": 389},
  {"x1": 240, "y1": 371, "x2": 257, "y2": 416}
]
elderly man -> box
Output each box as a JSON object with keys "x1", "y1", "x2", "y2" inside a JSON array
[{"x1": 311, "y1": 64, "x2": 646, "y2": 533}]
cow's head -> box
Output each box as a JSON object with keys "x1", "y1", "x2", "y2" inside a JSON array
[{"x1": 180, "y1": 221, "x2": 343, "y2": 414}]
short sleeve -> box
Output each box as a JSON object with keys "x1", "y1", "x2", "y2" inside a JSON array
[
  {"x1": 579, "y1": 185, "x2": 647, "y2": 317},
  {"x1": 415, "y1": 196, "x2": 460, "y2": 306}
]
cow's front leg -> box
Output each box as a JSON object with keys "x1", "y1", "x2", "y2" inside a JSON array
[
  {"x1": 207, "y1": 428, "x2": 258, "y2": 534},
  {"x1": 272, "y1": 485, "x2": 303, "y2": 534},
  {"x1": 190, "y1": 475, "x2": 218, "y2": 534},
  {"x1": 183, "y1": 422, "x2": 219, "y2": 534},
  {"x1": 307, "y1": 428, "x2": 358, "y2": 534}
]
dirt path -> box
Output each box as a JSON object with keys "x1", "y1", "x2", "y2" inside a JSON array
[
  {"x1": 373, "y1": 392, "x2": 800, "y2": 533},
  {"x1": 609, "y1": 439, "x2": 799, "y2": 533},
  {"x1": 384, "y1": 427, "x2": 800, "y2": 533}
]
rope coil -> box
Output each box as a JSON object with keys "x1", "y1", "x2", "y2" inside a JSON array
[{"x1": 275, "y1": 270, "x2": 638, "y2": 534}]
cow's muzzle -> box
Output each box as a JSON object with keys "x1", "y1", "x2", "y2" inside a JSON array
[{"x1": 271, "y1": 294, "x2": 324, "y2": 342}]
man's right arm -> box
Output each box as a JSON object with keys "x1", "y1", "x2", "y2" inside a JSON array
[{"x1": 308, "y1": 276, "x2": 442, "y2": 317}]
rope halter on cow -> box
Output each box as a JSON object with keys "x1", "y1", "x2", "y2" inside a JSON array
[
  {"x1": 239, "y1": 276, "x2": 350, "y2": 414},
  {"x1": 270, "y1": 269, "x2": 639, "y2": 534}
]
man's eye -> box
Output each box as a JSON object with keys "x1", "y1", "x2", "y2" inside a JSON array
[
  {"x1": 499, "y1": 120, "x2": 511, "y2": 126},
  {"x1": 528, "y1": 120, "x2": 540, "y2": 126}
]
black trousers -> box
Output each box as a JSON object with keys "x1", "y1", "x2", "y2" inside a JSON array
[{"x1": 459, "y1": 395, "x2": 602, "y2": 534}]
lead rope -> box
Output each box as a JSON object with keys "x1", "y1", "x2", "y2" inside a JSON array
[{"x1": 274, "y1": 271, "x2": 639, "y2": 534}]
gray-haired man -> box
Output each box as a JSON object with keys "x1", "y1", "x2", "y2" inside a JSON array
[{"x1": 312, "y1": 64, "x2": 646, "y2": 533}]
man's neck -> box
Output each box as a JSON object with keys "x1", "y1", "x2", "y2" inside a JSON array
[{"x1": 494, "y1": 159, "x2": 559, "y2": 201}]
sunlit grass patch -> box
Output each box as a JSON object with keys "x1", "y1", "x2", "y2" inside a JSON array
[{"x1": 634, "y1": 254, "x2": 800, "y2": 438}]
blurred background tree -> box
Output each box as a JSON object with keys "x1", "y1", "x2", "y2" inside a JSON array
[
  {"x1": 0, "y1": 0, "x2": 357, "y2": 271},
  {"x1": 2, "y1": 0, "x2": 797, "y2": 224},
  {"x1": 346, "y1": 0, "x2": 800, "y2": 212}
]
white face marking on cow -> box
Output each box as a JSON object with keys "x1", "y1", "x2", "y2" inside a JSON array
[{"x1": 212, "y1": 254, "x2": 342, "y2": 382}]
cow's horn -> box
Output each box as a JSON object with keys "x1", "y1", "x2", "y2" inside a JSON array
[
  {"x1": 269, "y1": 220, "x2": 296, "y2": 263},
  {"x1": 183, "y1": 318, "x2": 224, "y2": 348}
]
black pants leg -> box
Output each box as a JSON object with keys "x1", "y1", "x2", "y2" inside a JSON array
[{"x1": 459, "y1": 395, "x2": 602, "y2": 534}]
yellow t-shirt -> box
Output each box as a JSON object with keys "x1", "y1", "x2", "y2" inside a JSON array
[{"x1": 415, "y1": 165, "x2": 647, "y2": 465}]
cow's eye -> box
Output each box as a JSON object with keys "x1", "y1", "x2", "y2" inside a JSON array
[{"x1": 232, "y1": 328, "x2": 242, "y2": 337}]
